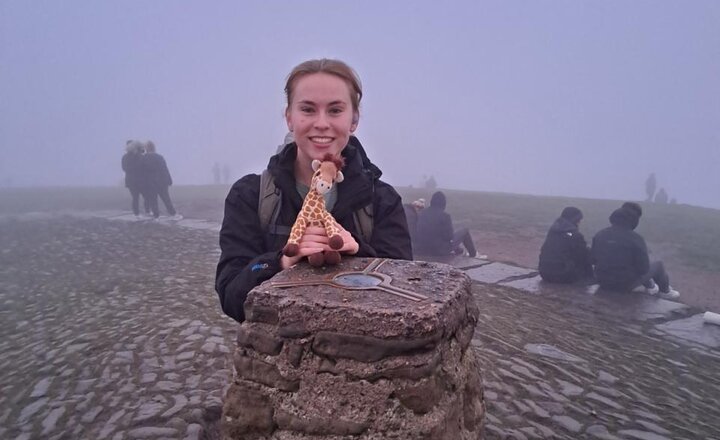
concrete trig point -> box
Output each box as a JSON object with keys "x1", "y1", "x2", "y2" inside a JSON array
[{"x1": 222, "y1": 258, "x2": 485, "y2": 439}]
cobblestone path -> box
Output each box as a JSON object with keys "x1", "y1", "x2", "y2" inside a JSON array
[
  {"x1": 1, "y1": 213, "x2": 719, "y2": 439},
  {"x1": 473, "y1": 283, "x2": 720, "y2": 439},
  {"x1": 0, "y1": 216, "x2": 235, "y2": 439}
]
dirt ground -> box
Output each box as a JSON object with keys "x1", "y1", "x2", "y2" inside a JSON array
[{"x1": 472, "y1": 229, "x2": 720, "y2": 313}]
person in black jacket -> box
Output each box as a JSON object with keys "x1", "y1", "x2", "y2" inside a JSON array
[
  {"x1": 142, "y1": 141, "x2": 182, "y2": 220},
  {"x1": 414, "y1": 191, "x2": 477, "y2": 258},
  {"x1": 538, "y1": 206, "x2": 593, "y2": 283},
  {"x1": 591, "y1": 204, "x2": 679, "y2": 299},
  {"x1": 215, "y1": 59, "x2": 412, "y2": 323},
  {"x1": 121, "y1": 140, "x2": 146, "y2": 218}
]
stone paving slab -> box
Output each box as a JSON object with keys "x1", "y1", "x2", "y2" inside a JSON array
[
  {"x1": 655, "y1": 314, "x2": 720, "y2": 348},
  {"x1": 466, "y1": 262, "x2": 537, "y2": 284},
  {"x1": 414, "y1": 254, "x2": 490, "y2": 269}
]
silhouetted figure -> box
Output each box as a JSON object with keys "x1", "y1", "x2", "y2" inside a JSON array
[
  {"x1": 222, "y1": 164, "x2": 231, "y2": 184},
  {"x1": 415, "y1": 191, "x2": 476, "y2": 257},
  {"x1": 538, "y1": 207, "x2": 593, "y2": 283},
  {"x1": 425, "y1": 175, "x2": 437, "y2": 191},
  {"x1": 591, "y1": 202, "x2": 679, "y2": 299},
  {"x1": 212, "y1": 162, "x2": 221, "y2": 184},
  {"x1": 121, "y1": 140, "x2": 146, "y2": 217},
  {"x1": 142, "y1": 141, "x2": 181, "y2": 220},
  {"x1": 402, "y1": 198, "x2": 426, "y2": 254},
  {"x1": 645, "y1": 173, "x2": 656, "y2": 202},
  {"x1": 654, "y1": 188, "x2": 669, "y2": 204}
]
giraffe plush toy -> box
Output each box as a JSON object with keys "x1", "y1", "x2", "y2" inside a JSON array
[{"x1": 282, "y1": 153, "x2": 345, "y2": 267}]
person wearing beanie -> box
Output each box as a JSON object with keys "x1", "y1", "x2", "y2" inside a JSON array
[
  {"x1": 538, "y1": 206, "x2": 593, "y2": 283},
  {"x1": 591, "y1": 203, "x2": 679, "y2": 299},
  {"x1": 414, "y1": 191, "x2": 477, "y2": 258}
]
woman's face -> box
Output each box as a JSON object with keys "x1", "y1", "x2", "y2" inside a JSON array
[{"x1": 286, "y1": 72, "x2": 358, "y2": 165}]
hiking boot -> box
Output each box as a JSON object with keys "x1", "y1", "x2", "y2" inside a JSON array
[
  {"x1": 646, "y1": 283, "x2": 660, "y2": 295},
  {"x1": 170, "y1": 214, "x2": 183, "y2": 221},
  {"x1": 659, "y1": 288, "x2": 680, "y2": 300}
]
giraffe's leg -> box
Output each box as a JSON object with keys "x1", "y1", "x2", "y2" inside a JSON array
[
  {"x1": 283, "y1": 217, "x2": 308, "y2": 257},
  {"x1": 308, "y1": 252, "x2": 325, "y2": 267},
  {"x1": 323, "y1": 250, "x2": 341, "y2": 265},
  {"x1": 322, "y1": 215, "x2": 344, "y2": 250}
]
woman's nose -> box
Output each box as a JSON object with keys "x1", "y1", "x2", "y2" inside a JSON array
[{"x1": 313, "y1": 112, "x2": 330, "y2": 129}]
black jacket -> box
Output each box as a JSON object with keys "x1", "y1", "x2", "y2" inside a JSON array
[
  {"x1": 215, "y1": 137, "x2": 412, "y2": 322},
  {"x1": 142, "y1": 152, "x2": 173, "y2": 189},
  {"x1": 538, "y1": 217, "x2": 592, "y2": 282},
  {"x1": 121, "y1": 152, "x2": 144, "y2": 190},
  {"x1": 414, "y1": 206, "x2": 453, "y2": 255},
  {"x1": 591, "y1": 208, "x2": 650, "y2": 290}
]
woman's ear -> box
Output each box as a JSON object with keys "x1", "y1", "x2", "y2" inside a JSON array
[
  {"x1": 350, "y1": 112, "x2": 359, "y2": 132},
  {"x1": 285, "y1": 108, "x2": 293, "y2": 132}
]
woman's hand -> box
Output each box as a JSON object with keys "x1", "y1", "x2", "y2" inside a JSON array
[
  {"x1": 279, "y1": 225, "x2": 359, "y2": 269},
  {"x1": 280, "y1": 226, "x2": 329, "y2": 269},
  {"x1": 335, "y1": 225, "x2": 359, "y2": 255}
]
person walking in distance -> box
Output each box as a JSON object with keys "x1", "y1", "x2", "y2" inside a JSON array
[
  {"x1": 121, "y1": 140, "x2": 146, "y2": 219},
  {"x1": 143, "y1": 140, "x2": 182, "y2": 220}
]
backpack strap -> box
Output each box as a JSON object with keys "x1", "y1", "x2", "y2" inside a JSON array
[
  {"x1": 353, "y1": 203, "x2": 374, "y2": 243},
  {"x1": 258, "y1": 170, "x2": 291, "y2": 238}
]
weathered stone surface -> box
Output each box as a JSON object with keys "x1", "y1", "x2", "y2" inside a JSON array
[
  {"x1": 233, "y1": 352, "x2": 299, "y2": 392},
  {"x1": 236, "y1": 324, "x2": 284, "y2": 355},
  {"x1": 222, "y1": 381, "x2": 275, "y2": 436},
  {"x1": 222, "y1": 258, "x2": 484, "y2": 439},
  {"x1": 311, "y1": 329, "x2": 442, "y2": 362}
]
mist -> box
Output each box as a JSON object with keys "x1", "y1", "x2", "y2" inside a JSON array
[{"x1": 1, "y1": 0, "x2": 718, "y2": 209}]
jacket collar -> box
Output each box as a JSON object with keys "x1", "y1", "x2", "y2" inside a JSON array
[{"x1": 266, "y1": 136, "x2": 380, "y2": 217}]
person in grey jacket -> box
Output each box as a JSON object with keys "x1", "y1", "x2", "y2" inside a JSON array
[{"x1": 415, "y1": 191, "x2": 477, "y2": 257}]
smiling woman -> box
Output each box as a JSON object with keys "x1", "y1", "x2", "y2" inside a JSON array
[{"x1": 215, "y1": 58, "x2": 412, "y2": 323}]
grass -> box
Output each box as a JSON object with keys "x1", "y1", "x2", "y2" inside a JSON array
[{"x1": 2, "y1": 184, "x2": 719, "y2": 273}]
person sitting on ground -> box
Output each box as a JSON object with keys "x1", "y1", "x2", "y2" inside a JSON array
[
  {"x1": 591, "y1": 202, "x2": 679, "y2": 299},
  {"x1": 415, "y1": 191, "x2": 477, "y2": 258},
  {"x1": 402, "y1": 198, "x2": 425, "y2": 252},
  {"x1": 538, "y1": 206, "x2": 593, "y2": 283}
]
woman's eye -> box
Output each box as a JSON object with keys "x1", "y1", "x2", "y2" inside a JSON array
[
  {"x1": 329, "y1": 108, "x2": 343, "y2": 115},
  {"x1": 300, "y1": 107, "x2": 314, "y2": 113}
]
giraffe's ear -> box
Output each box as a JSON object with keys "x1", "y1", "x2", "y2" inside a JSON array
[
  {"x1": 311, "y1": 160, "x2": 321, "y2": 171},
  {"x1": 335, "y1": 170, "x2": 344, "y2": 183}
]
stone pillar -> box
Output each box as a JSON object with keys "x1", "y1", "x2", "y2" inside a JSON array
[{"x1": 222, "y1": 258, "x2": 484, "y2": 439}]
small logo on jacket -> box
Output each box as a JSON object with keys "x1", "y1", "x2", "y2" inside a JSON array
[{"x1": 251, "y1": 263, "x2": 269, "y2": 272}]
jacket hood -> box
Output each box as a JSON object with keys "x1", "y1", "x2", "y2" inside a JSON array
[
  {"x1": 430, "y1": 191, "x2": 446, "y2": 210},
  {"x1": 609, "y1": 207, "x2": 640, "y2": 230},
  {"x1": 549, "y1": 216, "x2": 580, "y2": 233}
]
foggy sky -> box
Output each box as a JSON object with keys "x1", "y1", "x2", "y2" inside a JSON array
[{"x1": 1, "y1": 0, "x2": 719, "y2": 209}]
